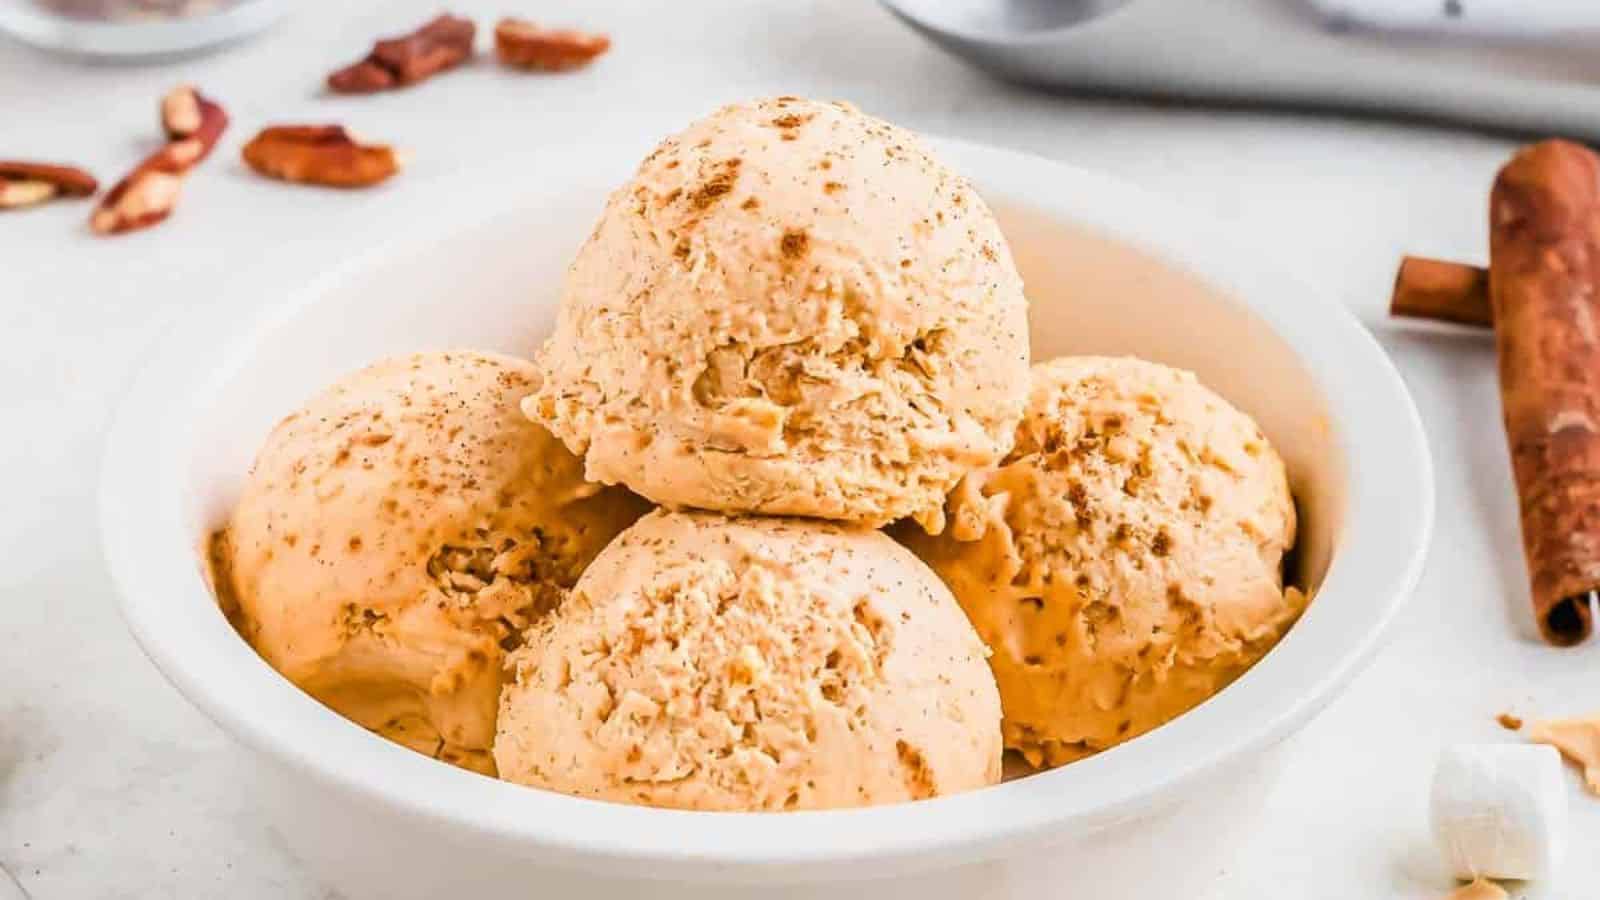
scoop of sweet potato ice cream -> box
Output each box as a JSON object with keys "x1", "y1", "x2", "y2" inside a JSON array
[
  {"x1": 898, "y1": 357, "x2": 1303, "y2": 768},
  {"x1": 494, "y1": 510, "x2": 1002, "y2": 809},
  {"x1": 526, "y1": 96, "x2": 1029, "y2": 531},
  {"x1": 218, "y1": 351, "x2": 648, "y2": 775}
]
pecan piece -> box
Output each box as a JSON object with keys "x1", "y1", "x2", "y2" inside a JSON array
[
  {"x1": 494, "y1": 18, "x2": 610, "y2": 71},
  {"x1": 0, "y1": 177, "x2": 56, "y2": 209},
  {"x1": 328, "y1": 14, "x2": 476, "y2": 93},
  {"x1": 161, "y1": 84, "x2": 203, "y2": 138},
  {"x1": 0, "y1": 161, "x2": 98, "y2": 197},
  {"x1": 0, "y1": 160, "x2": 98, "y2": 210},
  {"x1": 90, "y1": 169, "x2": 184, "y2": 235},
  {"x1": 241, "y1": 125, "x2": 402, "y2": 188},
  {"x1": 153, "y1": 85, "x2": 230, "y2": 170},
  {"x1": 91, "y1": 84, "x2": 228, "y2": 236},
  {"x1": 328, "y1": 60, "x2": 395, "y2": 94},
  {"x1": 160, "y1": 84, "x2": 229, "y2": 156}
]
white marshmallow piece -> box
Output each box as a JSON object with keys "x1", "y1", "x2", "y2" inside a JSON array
[{"x1": 1431, "y1": 744, "x2": 1569, "y2": 882}]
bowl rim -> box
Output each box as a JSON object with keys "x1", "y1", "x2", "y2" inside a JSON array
[{"x1": 99, "y1": 136, "x2": 1434, "y2": 880}]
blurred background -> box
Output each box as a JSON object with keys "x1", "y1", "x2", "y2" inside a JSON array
[{"x1": 3, "y1": 1, "x2": 1597, "y2": 898}]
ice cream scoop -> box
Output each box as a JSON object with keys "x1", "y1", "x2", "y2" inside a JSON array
[
  {"x1": 898, "y1": 356, "x2": 1302, "y2": 767},
  {"x1": 217, "y1": 351, "x2": 648, "y2": 774},
  {"x1": 494, "y1": 509, "x2": 1003, "y2": 810},
  {"x1": 526, "y1": 96, "x2": 1030, "y2": 531}
]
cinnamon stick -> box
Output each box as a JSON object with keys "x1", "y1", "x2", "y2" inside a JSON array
[
  {"x1": 1490, "y1": 139, "x2": 1600, "y2": 645},
  {"x1": 1391, "y1": 256, "x2": 1492, "y2": 328}
]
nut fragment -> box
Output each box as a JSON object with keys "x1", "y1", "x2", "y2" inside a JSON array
[
  {"x1": 91, "y1": 83, "x2": 228, "y2": 236},
  {"x1": 0, "y1": 161, "x2": 98, "y2": 197},
  {"x1": 0, "y1": 161, "x2": 98, "y2": 211},
  {"x1": 0, "y1": 177, "x2": 57, "y2": 209},
  {"x1": 241, "y1": 125, "x2": 401, "y2": 188},
  {"x1": 90, "y1": 169, "x2": 184, "y2": 235},
  {"x1": 372, "y1": 15, "x2": 475, "y2": 82},
  {"x1": 494, "y1": 18, "x2": 610, "y2": 71},
  {"x1": 328, "y1": 14, "x2": 475, "y2": 93},
  {"x1": 161, "y1": 84, "x2": 202, "y2": 138},
  {"x1": 157, "y1": 85, "x2": 230, "y2": 169},
  {"x1": 328, "y1": 60, "x2": 394, "y2": 93}
]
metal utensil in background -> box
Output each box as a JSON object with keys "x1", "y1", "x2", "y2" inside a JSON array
[
  {"x1": 1314, "y1": 0, "x2": 1600, "y2": 36},
  {"x1": 881, "y1": 0, "x2": 1600, "y2": 140}
]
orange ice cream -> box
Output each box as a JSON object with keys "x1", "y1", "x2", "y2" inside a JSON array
[
  {"x1": 217, "y1": 351, "x2": 647, "y2": 774},
  {"x1": 494, "y1": 510, "x2": 1002, "y2": 809},
  {"x1": 526, "y1": 96, "x2": 1030, "y2": 531},
  {"x1": 899, "y1": 357, "x2": 1302, "y2": 767}
]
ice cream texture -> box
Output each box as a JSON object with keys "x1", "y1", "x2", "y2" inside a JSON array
[
  {"x1": 217, "y1": 351, "x2": 648, "y2": 774},
  {"x1": 494, "y1": 510, "x2": 1003, "y2": 810},
  {"x1": 526, "y1": 96, "x2": 1030, "y2": 531},
  {"x1": 898, "y1": 356, "x2": 1302, "y2": 767}
]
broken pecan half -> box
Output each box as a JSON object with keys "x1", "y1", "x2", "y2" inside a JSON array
[
  {"x1": 91, "y1": 84, "x2": 229, "y2": 235},
  {"x1": 328, "y1": 60, "x2": 394, "y2": 94},
  {"x1": 328, "y1": 14, "x2": 476, "y2": 93},
  {"x1": 0, "y1": 161, "x2": 98, "y2": 196},
  {"x1": 90, "y1": 168, "x2": 184, "y2": 235},
  {"x1": 494, "y1": 18, "x2": 610, "y2": 71},
  {"x1": 159, "y1": 84, "x2": 230, "y2": 164},
  {"x1": 161, "y1": 84, "x2": 203, "y2": 139},
  {"x1": 0, "y1": 161, "x2": 98, "y2": 209},
  {"x1": 0, "y1": 177, "x2": 57, "y2": 209},
  {"x1": 241, "y1": 125, "x2": 402, "y2": 188}
]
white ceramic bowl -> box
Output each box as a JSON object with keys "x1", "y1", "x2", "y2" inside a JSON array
[{"x1": 100, "y1": 138, "x2": 1432, "y2": 900}]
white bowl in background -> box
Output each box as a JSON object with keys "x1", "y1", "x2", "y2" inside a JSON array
[{"x1": 99, "y1": 138, "x2": 1433, "y2": 900}]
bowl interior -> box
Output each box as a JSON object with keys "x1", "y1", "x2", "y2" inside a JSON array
[{"x1": 105, "y1": 139, "x2": 1427, "y2": 878}]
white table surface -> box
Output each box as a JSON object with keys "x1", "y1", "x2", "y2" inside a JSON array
[{"x1": 3, "y1": 2, "x2": 1597, "y2": 897}]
